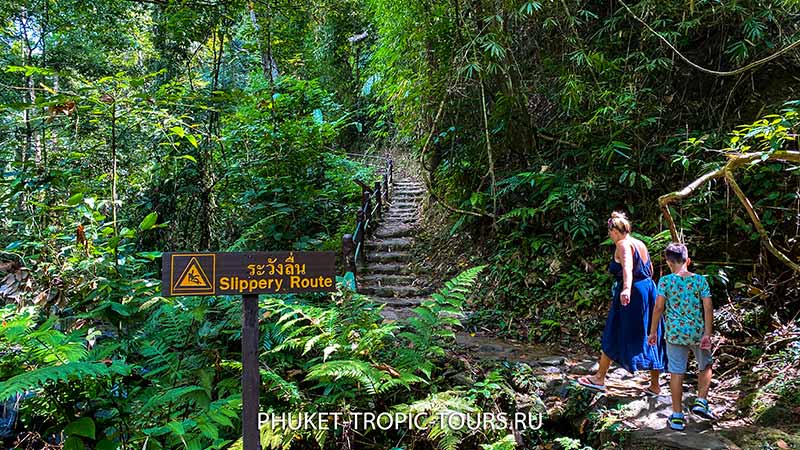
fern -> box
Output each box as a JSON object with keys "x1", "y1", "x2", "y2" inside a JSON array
[
  {"x1": 393, "y1": 391, "x2": 479, "y2": 450},
  {"x1": 0, "y1": 360, "x2": 131, "y2": 399},
  {"x1": 481, "y1": 434, "x2": 517, "y2": 450},
  {"x1": 397, "y1": 266, "x2": 485, "y2": 377}
]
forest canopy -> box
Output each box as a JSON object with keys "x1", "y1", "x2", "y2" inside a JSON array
[{"x1": 1, "y1": 0, "x2": 799, "y2": 448}]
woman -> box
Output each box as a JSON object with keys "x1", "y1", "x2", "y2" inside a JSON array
[{"x1": 577, "y1": 211, "x2": 666, "y2": 394}]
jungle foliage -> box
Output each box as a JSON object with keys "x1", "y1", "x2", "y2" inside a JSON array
[
  {"x1": 360, "y1": 0, "x2": 800, "y2": 338},
  {"x1": 1, "y1": 0, "x2": 800, "y2": 449}
]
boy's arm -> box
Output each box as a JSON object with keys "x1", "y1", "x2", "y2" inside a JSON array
[{"x1": 702, "y1": 296, "x2": 713, "y2": 337}]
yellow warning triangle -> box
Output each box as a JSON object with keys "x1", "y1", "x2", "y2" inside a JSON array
[{"x1": 174, "y1": 257, "x2": 212, "y2": 290}]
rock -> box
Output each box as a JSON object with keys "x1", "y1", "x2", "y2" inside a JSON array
[
  {"x1": 626, "y1": 427, "x2": 741, "y2": 450},
  {"x1": 567, "y1": 359, "x2": 599, "y2": 375},
  {"x1": 537, "y1": 356, "x2": 566, "y2": 366}
]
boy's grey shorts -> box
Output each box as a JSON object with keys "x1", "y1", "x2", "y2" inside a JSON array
[{"x1": 666, "y1": 342, "x2": 713, "y2": 374}]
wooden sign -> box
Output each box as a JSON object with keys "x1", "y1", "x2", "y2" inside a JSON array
[
  {"x1": 161, "y1": 251, "x2": 337, "y2": 296},
  {"x1": 161, "y1": 251, "x2": 338, "y2": 450}
]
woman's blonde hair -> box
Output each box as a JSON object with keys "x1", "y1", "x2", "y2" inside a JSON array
[{"x1": 607, "y1": 211, "x2": 631, "y2": 234}]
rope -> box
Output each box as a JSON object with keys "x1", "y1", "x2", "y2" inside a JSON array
[{"x1": 618, "y1": 0, "x2": 800, "y2": 77}]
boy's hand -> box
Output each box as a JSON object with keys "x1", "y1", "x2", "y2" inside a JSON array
[
  {"x1": 647, "y1": 333, "x2": 657, "y2": 346},
  {"x1": 700, "y1": 335, "x2": 712, "y2": 350},
  {"x1": 620, "y1": 288, "x2": 631, "y2": 306}
]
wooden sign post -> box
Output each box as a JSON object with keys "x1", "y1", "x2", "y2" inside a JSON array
[{"x1": 161, "y1": 251, "x2": 337, "y2": 450}]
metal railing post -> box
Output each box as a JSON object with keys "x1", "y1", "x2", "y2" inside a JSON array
[
  {"x1": 356, "y1": 209, "x2": 367, "y2": 264},
  {"x1": 382, "y1": 173, "x2": 389, "y2": 204},
  {"x1": 374, "y1": 181, "x2": 382, "y2": 220},
  {"x1": 388, "y1": 159, "x2": 393, "y2": 200},
  {"x1": 342, "y1": 234, "x2": 356, "y2": 283}
]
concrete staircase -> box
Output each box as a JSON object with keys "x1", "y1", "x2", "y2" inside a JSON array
[{"x1": 357, "y1": 178, "x2": 431, "y2": 320}]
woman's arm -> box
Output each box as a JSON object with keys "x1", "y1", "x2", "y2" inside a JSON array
[
  {"x1": 648, "y1": 295, "x2": 666, "y2": 345},
  {"x1": 616, "y1": 240, "x2": 633, "y2": 305}
]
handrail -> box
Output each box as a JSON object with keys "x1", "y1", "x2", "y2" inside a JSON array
[{"x1": 341, "y1": 155, "x2": 393, "y2": 291}]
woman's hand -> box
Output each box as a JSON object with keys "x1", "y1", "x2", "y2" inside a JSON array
[
  {"x1": 620, "y1": 288, "x2": 631, "y2": 306},
  {"x1": 647, "y1": 333, "x2": 657, "y2": 346}
]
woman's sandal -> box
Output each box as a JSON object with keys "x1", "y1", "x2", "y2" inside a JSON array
[
  {"x1": 644, "y1": 387, "x2": 662, "y2": 397},
  {"x1": 667, "y1": 413, "x2": 686, "y2": 431},
  {"x1": 691, "y1": 398, "x2": 716, "y2": 420},
  {"x1": 576, "y1": 376, "x2": 606, "y2": 391}
]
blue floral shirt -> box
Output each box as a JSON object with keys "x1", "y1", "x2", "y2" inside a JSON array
[{"x1": 657, "y1": 273, "x2": 711, "y2": 345}]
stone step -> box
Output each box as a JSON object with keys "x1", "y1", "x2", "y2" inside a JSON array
[
  {"x1": 357, "y1": 262, "x2": 412, "y2": 275},
  {"x1": 394, "y1": 191, "x2": 425, "y2": 197},
  {"x1": 381, "y1": 217, "x2": 417, "y2": 224},
  {"x1": 388, "y1": 205, "x2": 420, "y2": 211},
  {"x1": 374, "y1": 226, "x2": 415, "y2": 238},
  {"x1": 372, "y1": 296, "x2": 427, "y2": 308},
  {"x1": 384, "y1": 211, "x2": 417, "y2": 217},
  {"x1": 362, "y1": 251, "x2": 411, "y2": 263},
  {"x1": 394, "y1": 186, "x2": 425, "y2": 191},
  {"x1": 359, "y1": 285, "x2": 430, "y2": 297},
  {"x1": 380, "y1": 304, "x2": 468, "y2": 322},
  {"x1": 366, "y1": 238, "x2": 413, "y2": 251},
  {"x1": 358, "y1": 273, "x2": 417, "y2": 285}
]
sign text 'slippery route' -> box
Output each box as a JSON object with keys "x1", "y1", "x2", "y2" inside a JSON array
[{"x1": 162, "y1": 251, "x2": 336, "y2": 297}]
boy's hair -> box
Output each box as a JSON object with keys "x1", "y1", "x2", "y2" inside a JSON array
[{"x1": 665, "y1": 242, "x2": 688, "y2": 264}]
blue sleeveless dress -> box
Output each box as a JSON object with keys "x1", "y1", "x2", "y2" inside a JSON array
[{"x1": 602, "y1": 245, "x2": 666, "y2": 373}]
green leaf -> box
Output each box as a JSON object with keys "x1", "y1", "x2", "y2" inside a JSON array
[
  {"x1": 169, "y1": 126, "x2": 185, "y2": 138},
  {"x1": 96, "y1": 439, "x2": 118, "y2": 450},
  {"x1": 64, "y1": 417, "x2": 96, "y2": 439},
  {"x1": 177, "y1": 155, "x2": 197, "y2": 164},
  {"x1": 63, "y1": 436, "x2": 85, "y2": 450},
  {"x1": 139, "y1": 212, "x2": 158, "y2": 231},
  {"x1": 167, "y1": 421, "x2": 186, "y2": 436},
  {"x1": 136, "y1": 251, "x2": 163, "y2": 261},
  {"x1": 186, "y1": 134, "x2": 199, "y2": 148},
  {"x1": 67, "y1": 193, "x2": 84, "y2": 206}
]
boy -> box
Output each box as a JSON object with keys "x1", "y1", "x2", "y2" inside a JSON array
[{"x1": 648, "y1": 243, "x2": 715, "y2": 431}]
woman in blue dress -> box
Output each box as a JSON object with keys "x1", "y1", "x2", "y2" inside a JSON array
[{"x1": 577, "y1": 211, "x2": 666, "y2": 394}]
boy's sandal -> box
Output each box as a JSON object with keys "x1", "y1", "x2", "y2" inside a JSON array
[
  {"x1": 667, "y1": 413, "x2": 686, "y2": 431},
  {"x1": 691, "y1": 398, "x2": 716, "y2": 420},
  {"x1": 576, "y1": 376, "x2": 606, "y2": 391}
]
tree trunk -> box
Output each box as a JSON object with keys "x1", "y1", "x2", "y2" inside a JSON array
[{"x1": 198, "y1": 29, "x2": 225, "y2": 250}]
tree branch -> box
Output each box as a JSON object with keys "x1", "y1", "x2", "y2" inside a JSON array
[{"x1": 658, "y1": 150, "x2": 800, "y2": 273}]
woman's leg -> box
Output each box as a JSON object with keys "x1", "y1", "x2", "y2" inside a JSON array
[
  {"x1": 649, "y1": 369, "x2": 661, "y2": 394},
  {"x1": 590, "y1": 351, "x2": 612, "y2": 385}
]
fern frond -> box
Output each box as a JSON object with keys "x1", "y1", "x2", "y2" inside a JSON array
[
  {"x1": 142, "y1": 385, "x2": 208, "y2": 411},
  {"x1": 0, "y1": 360, "x2": 131, "y2": 399},
  {"x1": 305, "y1": 359, "x2": 381, "y2": 394},
  {"x1": 393, "y1": 391, "x2": 479, "y2": 450}
]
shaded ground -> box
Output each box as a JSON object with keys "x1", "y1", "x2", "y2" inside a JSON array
[{"x1": 454, "y1": 331, "x2": 800, "y2": 450}]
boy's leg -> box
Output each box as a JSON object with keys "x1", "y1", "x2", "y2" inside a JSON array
[
  {"x1": 670, "y1": 373, "x2": 684, "y2": 413},
  {"x1": 697, "y1": 365, "x2": 712, "y2": 399},
  {"x1": 695, "y1": 346, "x2": 713, "y2": 399},
  {"x1": 691, "y1": 347, "x2": 716, "y2": 419},
  {"x1": 665, "y1": 343, "x2": 689, "y2": 413}
]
